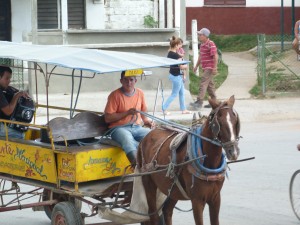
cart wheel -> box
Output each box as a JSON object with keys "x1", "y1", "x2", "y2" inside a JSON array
[
  {"x1": 51, "y1": 202, "x2": 83, "y2": 225},
  {"x1": 43, "y1": 189, "x2": 82, "y2": 220},
  {"x1": 290, "y1": 169, "x2": 300, "y2": 220}
]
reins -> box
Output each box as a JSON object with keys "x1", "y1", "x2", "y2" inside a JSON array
[
  {"x1": 109, "y1": 155, "x2": 206, "y2": 216},
  {"x1": 136, "y1": 110, "x2": 222, "y2": 147}
]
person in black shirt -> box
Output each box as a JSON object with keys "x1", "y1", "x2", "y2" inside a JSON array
[
  {"x1": 0, "y1": 66, "x2": 29, "y2": 138},
  {"x1": 162, "y1": 36, "x2": 190, "y2": 115}
]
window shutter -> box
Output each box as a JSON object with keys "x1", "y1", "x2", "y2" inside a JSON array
[
  {"x1": 0, "y1": 0, "x2": 11, "y2": 41},
  {"x1": 68, "y1": 0, "x2": 85, "y2": 29},
  {"x1": 225, "y1": 0, "x2": 245, "y2": 5},
  {"x1": 204, "y1": 0, "x2": 246, "y2": 5},
  {"x1": 38, "y1": 0, "x2": 58, "y2": 29}
]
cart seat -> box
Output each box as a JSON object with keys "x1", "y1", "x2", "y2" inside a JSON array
[{"x1": 40, "y1": 112, "x2": 109, "y2": 144}]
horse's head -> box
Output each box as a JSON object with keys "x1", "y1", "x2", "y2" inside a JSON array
[{"x1": 207, "y1": 95, "x2": 240, "y2": 161}]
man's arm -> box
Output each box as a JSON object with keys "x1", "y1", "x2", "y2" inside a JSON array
[
  {"x1": 1, "y1": 91, "x2": 28, "y2": 116},
  {"x1": 295, "y1": 21, "x2": 300, "y2": 40},
  {"x1": 193, "y1": 54, "x2": 201, "y2": 73},
  {"x1": 104, "y1": 108, "x2": 136, "y2": 124},
  {"x1": 213, "y1": 52, "x2": 219, "y2": 75}
]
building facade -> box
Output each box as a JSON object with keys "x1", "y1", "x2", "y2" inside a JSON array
[
  {"x1": 0, "y1": 0, "x2": 189, "y2": 94},
  {"x1": 186, "y1": 0, "x2": 300, "y2": 35},
  {"x1": 0, "y1": 0, "x2": 185, "y2": 43}
]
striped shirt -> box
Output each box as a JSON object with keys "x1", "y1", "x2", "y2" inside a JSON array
[{"x1": 200, "y1": 39, "x2": 217, "y2": 70}]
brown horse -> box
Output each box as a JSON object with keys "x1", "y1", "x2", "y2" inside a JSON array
[{"x1": 137, "y1": 96, "x2": 240, "y2": 225}]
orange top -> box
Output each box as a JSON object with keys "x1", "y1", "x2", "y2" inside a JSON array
[{"x1": 104, "y1": 88, "x2": 147, "y2": 128}]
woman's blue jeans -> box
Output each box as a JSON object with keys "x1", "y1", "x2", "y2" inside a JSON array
[
  {"x1": 110, "y1": 124, "x2": 151, "y2": 155},
  {"x1": 162, "y1": 74, "x2": 187, "y2": 111}
]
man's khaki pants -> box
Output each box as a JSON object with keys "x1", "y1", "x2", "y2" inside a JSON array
[{"x1": 197, "y1": 69, "x2": 216, "y2": 103}]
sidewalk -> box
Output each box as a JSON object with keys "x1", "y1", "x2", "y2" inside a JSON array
[
  {"x1": 216, "y1": 52, "x2": 257, "y2": 100},
  {"x1": 149, "y1": 51, "x2": 300, "y2": 122},
  {"x1": 153, "y1": 51, "x2": 258, "y2": 121}
]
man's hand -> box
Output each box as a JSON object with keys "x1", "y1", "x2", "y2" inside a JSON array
[
  {"x1": 16, "y1": 91, "x2": 30, "y2": 99},
  {"x1": 144, "y1": 120, "x2": 155, "y2": 129},
  {"x1": 193, "y1": 66, "x2": 198, "y2": 73},
  {"x1": 127, "y1": 108, "x2": 136, "y2": 116},
  {"x1": 212, "y1": 67, "x2": 218, "y2": 75}
]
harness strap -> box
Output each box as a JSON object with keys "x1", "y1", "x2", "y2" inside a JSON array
[
  {"x1": 174, "y1": 175, "x2": 190, "y2": 200},
  {"x1": 141, "y1": 131, "x2": 177, "y2": 172},
  {"x1": 187, "y1": 165, "x2": 226, "y2": 182}
]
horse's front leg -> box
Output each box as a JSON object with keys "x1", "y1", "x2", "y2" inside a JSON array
[
  {"x1": 208, "y1": 194, "x2": 221, "y2": 225},
  {"x1": 191, "y1": 199, "x2": 205, "y2": 225},
  {"x1": 142, "y1": 175, "x2": 161, "y2": 225},
  {"x1": 162, "y1": 198, "x2": 178, "y2": 225}
]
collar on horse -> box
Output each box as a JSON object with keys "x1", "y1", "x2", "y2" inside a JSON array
[{"x1": 187, "y1": 126, "x2": 227, "y2": 181}]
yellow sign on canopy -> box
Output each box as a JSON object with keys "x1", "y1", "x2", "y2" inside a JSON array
[{"x1": 125, "y1": 69, "x2": 143, "y2": 77}]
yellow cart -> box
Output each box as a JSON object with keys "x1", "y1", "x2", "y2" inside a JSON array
[{"x1": 0, "y1": 41, "x2": 187, "y2": 225}]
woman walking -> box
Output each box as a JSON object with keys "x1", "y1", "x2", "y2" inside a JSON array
[{"x1": 162, "y1": 36, "x2": 190, "y2": 115}]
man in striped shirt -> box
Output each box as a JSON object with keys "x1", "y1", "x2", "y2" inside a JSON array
[{"x1": 190, "y1": 28, "x2": 218, "y2": 109}]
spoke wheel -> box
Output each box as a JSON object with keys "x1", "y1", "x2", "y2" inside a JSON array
[
  {"x1": 290, "y1": 169, "x2": 300, "y2": 220},
  {"x1": 51, "y1": 202, "x2": 83, "y2": 225},
  {"x1": 43, "y1": 189, "x2": 82, "y2": 220}
]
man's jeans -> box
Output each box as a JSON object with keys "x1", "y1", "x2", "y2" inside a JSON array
[
  {"x1": 110, "y1": 124, "x2": 151, "y2": 155},
  {"x1": 0, "y1": 123, "x2": 24, "y2": 139}
]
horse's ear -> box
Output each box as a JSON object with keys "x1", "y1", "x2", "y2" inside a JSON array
[
  {"x1": 208, "y1": 97, "x2": 219, "y2": 109},
  {"x1": 227, "y1": 95, "x2": 235, "y2": 107}
]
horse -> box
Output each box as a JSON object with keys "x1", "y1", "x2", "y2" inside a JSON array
[{"x1": 137, "y1": 95, "x2": 240, "y2": 225}]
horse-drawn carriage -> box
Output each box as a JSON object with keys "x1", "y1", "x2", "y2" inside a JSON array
[{"x1": 0, "y1": 41, "x2": 242, "y2": 225}]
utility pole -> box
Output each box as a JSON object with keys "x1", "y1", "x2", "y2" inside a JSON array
[
  {"x1": 280, "y1": 0, "x2": 284, "y2": 51},
  {"x1": 31, "y1": 0, "x2": 38, "y2": 44},
  {"x1": 292, "y1": 0, "x2": 295, "y2": 37},
  {"x1": 192, "y1": 20, "x2": 199, "y2": 75}
]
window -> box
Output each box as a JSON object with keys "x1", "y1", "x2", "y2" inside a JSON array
[
  {"x1": 204, "y1": 0, "x2": 246, "y2": 6},
  {"x1": 68, "y1": 0, "x2": 85, "y2": 29},
  {"x1": 38, "y1": 0, "x2": 58, "y2": 29},
  {"x1": 37, "y1": 0, "x2": 85, "y2": 30}
]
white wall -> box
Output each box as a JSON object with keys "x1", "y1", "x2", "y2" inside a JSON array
[
  {"x1": 186, "y1": 0, "x2": 300, "y2": 7},
  {"x1": 174, "y1": 0, "x2": 181, "y2": 28},
  {"x1": 86, "y1": 0, "x2": 105, "y2": 29},
  {"x1": 186, "y1": 0, "x2": 203, "y2": 7},
  {"x1": 104, "y1": 0, "x2": 154, "y2": 29},
  {"x1": 247, "y1": 0, "x2": 300, "y2": 7},
  {"x1": 11, "y1": 0, "x2": 31, "y2": 42}
]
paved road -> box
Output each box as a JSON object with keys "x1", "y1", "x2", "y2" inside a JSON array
[{"x1": 1, "y1": 119, "x2": 299, "y2": 225}]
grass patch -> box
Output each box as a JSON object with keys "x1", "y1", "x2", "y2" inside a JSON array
[
  {"x1": 188, "y1": 34, "x2": 297, "y2": 97},
  {"x1": 250, "y1": 72, "x2": 300, "y2": 96},
  {"x1": 189, "y1": 60, "x2": 228, "y2": 96},
  {"x1": 210, "y1": 34, "x2": 257, "y2": 52},
  {"x1": 249, "y1": 82, "x2": 262, "y2": 97},
  {"x1": 199, "y1": 34, "x2": 293, "y2": 52}
]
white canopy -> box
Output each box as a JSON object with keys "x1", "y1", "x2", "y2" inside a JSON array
[{"x1": 0, "y1": 41, "x2": 188, "y2": 74}]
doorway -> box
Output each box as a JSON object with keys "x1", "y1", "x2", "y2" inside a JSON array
[{"x1": 0, "y1": 0, "x2": 11, "y2": 41}]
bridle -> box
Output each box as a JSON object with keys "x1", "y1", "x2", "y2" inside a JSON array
[{"x1": 206, "y1": 103, "x2": 240, "y2": 149}]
